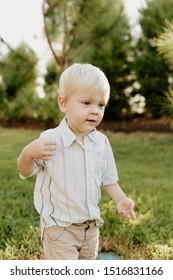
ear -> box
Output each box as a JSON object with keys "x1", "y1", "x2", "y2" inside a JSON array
[{"x1": 58, "y1": 95, "x2": 67, "y2": 113}]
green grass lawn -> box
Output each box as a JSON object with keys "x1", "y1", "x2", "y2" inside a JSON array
[{"x1": 0, "y1": 127, "x2": 173, "y2": 259}]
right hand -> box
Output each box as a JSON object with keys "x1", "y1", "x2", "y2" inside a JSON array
[{"x1": 25, "y1": 138, "x2": 57, "y2": 161}]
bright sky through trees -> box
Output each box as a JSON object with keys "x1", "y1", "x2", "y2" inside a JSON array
[{"x1": 0, "y1": 0, "x2": 145, "y2": 53}]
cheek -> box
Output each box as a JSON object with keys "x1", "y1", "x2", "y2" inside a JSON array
[{"x1": 100, "y1": 109, "x2": 105, "y2": 117}]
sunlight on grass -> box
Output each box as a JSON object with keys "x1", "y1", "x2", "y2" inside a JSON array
[
  {"x1": 130, "y1": 209, "x2": 153, "y2": 225},
  {"x1": 148, "y1": 243, "x2": 173, "y2": 260}
]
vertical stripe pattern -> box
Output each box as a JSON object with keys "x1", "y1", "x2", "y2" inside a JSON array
[{"x1": 19, "y1": 118, "x2": 119, "y2": 238}]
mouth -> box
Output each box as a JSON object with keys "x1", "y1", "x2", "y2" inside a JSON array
[{"x1": 86, "y1": 119, "x2": 97, "y2": 123}]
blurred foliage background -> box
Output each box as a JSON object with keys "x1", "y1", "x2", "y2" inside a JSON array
[{"x1": 1, "y1": 0, "x2": 173, "y2": 126}]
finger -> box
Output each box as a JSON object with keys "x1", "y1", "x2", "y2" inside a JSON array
[
  {"x1": 40, "y1": 150, "x2": 55, "y2": 161},
  {"x1": 43, "y1": 153, "x2": 54, "y2": 161},
  {"x1": 123, "y1": 211, "x2": 131, "y2": 219},
  {"x1": 118, "y1": 209, "x2": 136, "y2": 220},
  {"x1": 44, "y1": 140, "x2": 57, "y2": 146},
  {"x1": 44, "y1": 146, "x2": 56, "y2": 152},
  {"x1": 44, "y1": 150, "x2": 56, "y2": 157},
  {"x1": 123, "y1": 210, "x2": 136, "y2": 219},
  {"x1": 128, "y1": 199, "x2": 135, "y2": 209},
  {"x1": 130, "y1": 210, "x2": 136, "y2": 219},
  {"x1": 43, "y1": 156, "x2": 52, "y2": 161},
  {"x1": 44, "y1": 142, "x2": 56, "y2": 151},
  {"x1": 118, "y1": 210, "x2": 128, "y2": 217}
]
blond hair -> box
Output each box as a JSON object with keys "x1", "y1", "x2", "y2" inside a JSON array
[{"x1": 59, "y1": 63, "x2": 110, "y2": 103}]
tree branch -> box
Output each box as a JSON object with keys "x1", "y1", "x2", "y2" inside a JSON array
[{"x1": 42, "y1": 0, "x2": 65, "y2": 72}]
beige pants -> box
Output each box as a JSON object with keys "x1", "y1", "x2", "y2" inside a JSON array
[{"x1": 42, "y1": 220, "x2": 99, "y2": 260}]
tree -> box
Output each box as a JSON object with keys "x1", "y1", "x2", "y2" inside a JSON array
[
  {"x1": 0, "y1": 42, "x2": 39, "y2": 124},
  {"x1": 43, "y1": 58, "x2": 60, "y2": 98},
  {"x1": 0, "y1": 42, "x2": 38, "y2": 100},
  {"x1": 42, "y1": 0, "x2": 128, "y2": 72},
  {"x1": 43, "y1": 0, "x2": 133, "y2": 119},
  {"x1": 133, "y1": 0, "x2": 173, "y2": 118},
  {"x1": 155, "y1": 20, "x2": 173, "y2": 116}
]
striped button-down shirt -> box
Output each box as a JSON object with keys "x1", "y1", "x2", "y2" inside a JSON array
[{"x1": 19, "y1": 118, "x2": 118, "y2": 237}]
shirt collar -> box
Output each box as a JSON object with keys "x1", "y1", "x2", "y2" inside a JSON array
[
  {"x1": 59, "y1": 117, "x2": 77, "y2": 147},
  {"x1": 87, "y1": 129, "x2": 97, "y2": 144},
  {"x1": 59, "y1": 117, "x2": 97, "y2": 147}
]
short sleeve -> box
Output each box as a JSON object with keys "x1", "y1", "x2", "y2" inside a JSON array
[
  {"x1": 17, "y1": 130, "x2": 50, "y2": 180},
  {"x1": 102, "y1": 137, "x2": 119, "y2": 186},
  {"x1": 18, "y1": 159, "x2": 42, "y2": 180}
]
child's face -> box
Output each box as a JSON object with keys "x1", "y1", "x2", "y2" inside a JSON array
[{"x1": 59, "y1": 90, "x2": 107, "y2": 141}]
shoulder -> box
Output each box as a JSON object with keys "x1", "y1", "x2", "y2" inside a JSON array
[
  {"x1": 94, "y1": 130, "x2": 114, "y2": 155},
  {"x1": 39, "y1": 125, "x2": 60, "y2": 140},
  {"x1": 94, "y1": 130, "x2": 110, "y2": 145}
]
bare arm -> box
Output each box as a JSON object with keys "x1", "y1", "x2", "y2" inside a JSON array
[
  {"x1": 103, "y1": 182, "x2": 136, "y2": 219},
  {"x1": 102, "y1": 182, "x2": 126, "y2": 204},
  {"x1": 17, "y1": 138, "x2": 56, "y2": 177}
]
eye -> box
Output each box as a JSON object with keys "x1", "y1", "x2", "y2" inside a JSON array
[
  {"x1": 99, "y1": 103, "x2": 105, "y2": 108},
  {"x1": 82, "y1": 100, "x2": 90, "y2": 105}
]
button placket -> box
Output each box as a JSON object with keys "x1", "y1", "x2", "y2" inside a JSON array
[{"x1": 84, "y1": 139, "x2": 97, "y2": 217}]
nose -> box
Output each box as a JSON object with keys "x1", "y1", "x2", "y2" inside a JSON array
[{"x1": 91, "y1": 105, "x2": 99, "y2": 115}]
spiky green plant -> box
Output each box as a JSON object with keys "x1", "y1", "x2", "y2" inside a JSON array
[
  {"x1": 155, "y1": 20, "x2": 173, "y2": 70},
  {"x1": 158, "y1": 88, "x2": 173, "y2": 118},
  {"x1": 155, "y1": 20, "x2": 173, "y2": 116}
]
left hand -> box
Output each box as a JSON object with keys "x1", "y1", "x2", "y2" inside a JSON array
[{"x1": 117, "y1": 197, "x2": 136, "y2": 219}]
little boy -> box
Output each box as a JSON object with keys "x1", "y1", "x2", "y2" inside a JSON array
[{"x1": 17, "y1": 63, "x2": 136, "y2": 260}]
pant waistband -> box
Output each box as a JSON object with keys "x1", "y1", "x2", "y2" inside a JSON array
[{"x1": 72, "y1": 220, "x2": 95, "y2": 227}]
